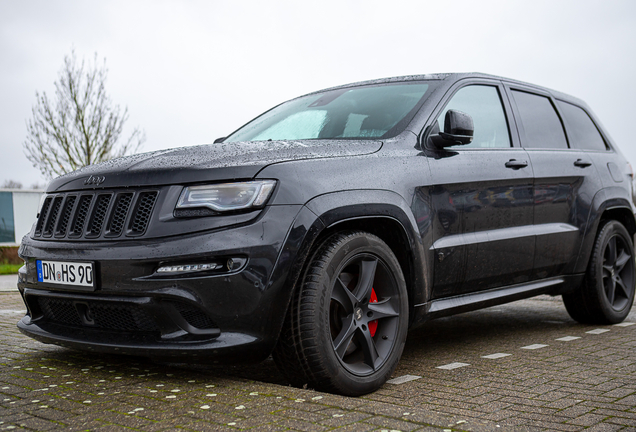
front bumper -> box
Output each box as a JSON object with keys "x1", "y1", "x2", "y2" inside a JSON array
[{"x1": 17, "y1": 204, "x2": 307, "y2": 363}]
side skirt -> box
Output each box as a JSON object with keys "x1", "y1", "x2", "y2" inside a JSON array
[{"x1": 411, "y1": 274, "x2": 584, "y2": 326}]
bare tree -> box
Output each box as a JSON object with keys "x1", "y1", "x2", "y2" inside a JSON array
[
  {"x1": 29, "y1": 182, "x2": 46, "y2": 190},
  {"x1": 1, "y1": 180, "x2": 23, "y2": 189},
  {"x1": 24, "y1": 51, "x2": 145, "y2": 179}
]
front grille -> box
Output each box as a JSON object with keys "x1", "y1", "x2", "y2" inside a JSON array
[
  {"x1": 89, "y1": 303, "x2": 158, "y2": 331},
  {"x1": 70, "y1": 195, "x2": 93, "y2": 237},
  {"x1": 131, "y1": 192, "x2": 157, "y2": 234},
  {"x1": 33, "y1": 190, "x2": 158, "y2": 241},
  {"x1": 107, "y1": 193, "x2": 133, "y2": 236},
  {"x1": 39, "y1": 297, "x2": 82, "y2": 326},
  {"x1": 35, "y1": 198, "x2": 53, "y2": 236},
  {"x1": 37, "y1": 297, "x2": 159, "y2": 332},
  {"x1": 43, "y1": 197, "x2": 63, "y2": 237},
  {"x1": 55, "y1": 195, "x2": 76, "y2": 237},
  {"x1": 87, "y1": 194, "x2": 112, "y2": 237}
]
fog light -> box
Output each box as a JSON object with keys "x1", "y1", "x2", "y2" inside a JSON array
[
  {"x1": 227, "y1": 257, "x2": 247, "y2": 271},
  {"x1": 156, "y1": 263, "x2": 222, "y2": 273}
]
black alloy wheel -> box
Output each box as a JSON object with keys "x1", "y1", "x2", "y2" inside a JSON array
[
  {"x1": 273, "y1": 231, "x2": 408, "y2": 396},
  {"x1": 600, "y1": 231, "x2": 634, "y2": 311},
  {"x1": 564, "y1": 220, "x2": 636, "y2": 324},
  {"x1": 329, "y1": 253, "x2": 401, "y2": 376}
]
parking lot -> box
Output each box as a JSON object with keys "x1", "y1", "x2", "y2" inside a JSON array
[{"x1": 1, "y1": 289, "x2": 635, "y2": 431}]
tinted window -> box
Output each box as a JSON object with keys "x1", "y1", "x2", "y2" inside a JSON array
[
  {"x1": 225, "y1": 83, "x2": 430, "y2": 142},
  {"x1": 437, "y1": 85, "x2": 511, "y2": 148},
  {"x1": 0, "y1": 192, "x2": 14, "y2": 243},
  {"x1": 511, "y1": 90, "x2": 568, "y2": 149},
  {"x1": 556, "y1": 101, "x2": 607, "y2": 151}
]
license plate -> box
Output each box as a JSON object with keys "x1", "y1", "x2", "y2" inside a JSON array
[{"x1": 36, "y1": 260, "x2": 95, "y2": 288}]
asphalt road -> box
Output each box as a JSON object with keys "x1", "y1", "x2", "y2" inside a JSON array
[{"x1": 1, "y1": 292, "x2": 635, "y2": 431}]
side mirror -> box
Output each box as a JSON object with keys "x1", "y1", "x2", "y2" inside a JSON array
[
  {"x1": 428, "y1": 110, "x2": 474, "y2": 148},
  {"x1": 213, "y1": 137, "x2": 226, "y2": 144}
]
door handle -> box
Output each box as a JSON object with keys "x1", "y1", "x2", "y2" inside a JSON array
[
  {"x1": 574, "y1": 158, "x2": 592, "y2": 168},
  {"x1": 505, "y1": 159, "x2": 528, "y2": 169}
]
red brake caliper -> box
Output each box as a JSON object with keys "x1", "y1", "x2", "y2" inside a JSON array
[{"x1": 369, "y1": 288, "x2": 378, "y2": 337}]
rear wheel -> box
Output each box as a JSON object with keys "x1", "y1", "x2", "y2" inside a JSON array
[
  {"x1": 273, "y1": 231, "x2": 408, "y2": 396},
  {"x1": 563, "y1": 220, "x2": 635, "y2": 324}
]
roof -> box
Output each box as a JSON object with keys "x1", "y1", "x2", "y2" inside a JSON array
[{"x1": 303, "y1": 72, "x2": 586, "y2": 107}]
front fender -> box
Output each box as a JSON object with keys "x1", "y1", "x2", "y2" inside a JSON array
[
  {"x1": 305, "y1": 189, "x2": 430, "y2": 309},
  {"x1": 267, "y1": 189, "x2": 431, "y2": 346}
]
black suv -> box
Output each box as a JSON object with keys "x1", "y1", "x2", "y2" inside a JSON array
[{"x1": 17, "y1": 73, "x2": 636, "y2": 396}]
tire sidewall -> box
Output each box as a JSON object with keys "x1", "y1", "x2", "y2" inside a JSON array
[
  {"x1": 310, "y1": 233, "x2": 408, "y2": 395},
  {"x1": 592, "y1": 221, "x2": 635, "y2": 321}
]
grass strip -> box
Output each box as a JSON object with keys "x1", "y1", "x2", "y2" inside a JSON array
[{"x1": 0, "y1": 264, "x2": 22, "y2": 275}]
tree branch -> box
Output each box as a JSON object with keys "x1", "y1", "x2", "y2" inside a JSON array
[{"x1": 23, "y1": 50, "x2": 146, "y2": 179}]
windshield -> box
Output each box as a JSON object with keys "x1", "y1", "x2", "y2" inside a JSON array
[{"x1": 225, "y1": 83, "x2": 431, "y2": 142}]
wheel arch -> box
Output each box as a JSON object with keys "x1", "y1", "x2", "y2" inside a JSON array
[
  {"x1": 318, "y1": 216, "x2": 417, "y2": 313},
  {"x1": 600, "y1": 206, "x2": 636, "y2": 240},
  {"x1": 267, "y1": 189, "x2": 430, "y2": 358},
  {"x1": 575, "y1": 187, "x2": 636, "y2": 273},
  {"x1": 304, "y1": 190, "x2": 429, "y2": 322}
]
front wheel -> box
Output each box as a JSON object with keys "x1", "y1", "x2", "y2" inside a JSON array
[
  {"x1": 563, "y1": 220, "x2": 635, "y2": 324},
  {"x1": 273, "y1": 231, "x2": 409, "y2": 396}
]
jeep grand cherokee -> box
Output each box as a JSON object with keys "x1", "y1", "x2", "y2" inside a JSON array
[{"x1": 17, "y1": 73, "x2": 636, "y2": 395}]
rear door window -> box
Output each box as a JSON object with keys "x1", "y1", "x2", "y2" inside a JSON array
[
  {"x1": 556, "y1": 101, "x2": 607, "y2": 151},
  {"x1": 511, "y1": 90, "x2": 568, "y2": 149}
]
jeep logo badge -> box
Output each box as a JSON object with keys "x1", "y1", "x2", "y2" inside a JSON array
[{"x1": 84, "y1": 175, "x2": 106, "y2": 186}]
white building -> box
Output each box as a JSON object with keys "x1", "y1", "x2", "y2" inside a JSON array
[{"x1": 0, "y1": 189, "x2": 44, "y2": 246}]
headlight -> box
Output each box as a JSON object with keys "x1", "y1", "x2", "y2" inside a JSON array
[{"x1": 176, "y1": 180, "x2": 276, "y2": 212}]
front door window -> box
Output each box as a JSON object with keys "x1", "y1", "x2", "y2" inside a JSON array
[{"x1": 437, "y1": 85, "x2": 511, "y2": 149}]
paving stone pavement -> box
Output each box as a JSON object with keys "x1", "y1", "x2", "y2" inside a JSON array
[
  {"x1": 0, "y1": 275, "x2": 18, "y2": 292},
  {"x1": 1, "y1": 292, "x2": 635, "y2": 431}
]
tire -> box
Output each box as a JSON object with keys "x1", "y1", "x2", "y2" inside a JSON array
[
  {"x1": 563, "y1": 220, "x2": 636, "y2": 324},
  {"x1": 273, "y1": 231, "x2": 409, "y2": 396}
]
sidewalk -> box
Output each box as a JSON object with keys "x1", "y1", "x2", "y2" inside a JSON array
[{"x1": 0, "y1": 273, "x2": 18, "y2": 292}]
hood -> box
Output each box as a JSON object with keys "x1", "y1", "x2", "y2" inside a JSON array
[{"x1": 47, "y1": 140, "x2": 382, "y2": 192}]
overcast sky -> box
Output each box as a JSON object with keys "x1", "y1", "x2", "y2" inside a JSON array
[{"x1": 1, "y1": 0, "x2": 635, "y2": 188}]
